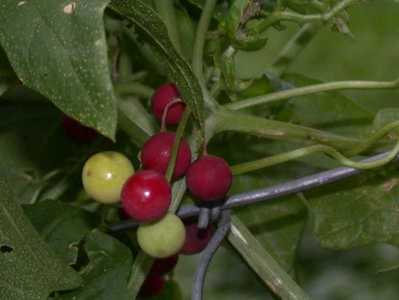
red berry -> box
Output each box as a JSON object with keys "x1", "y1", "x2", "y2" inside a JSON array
[
  {"x1": 151, "y1": 83, "x2": 186, "y2": 125},
  {"x1": 62, "y1": 116, "x2": 97, "y2": 143},
  {"x1": 181, "y1": 222, "x2": 214, "y2": 255},
  {"x1": 150, "y1": 255, "x2": 179, "y2": 276},
  {"x1": 121, "y1": 170, "x2": 171, "y2": 222},
  {"x1": 139, "y1": 275, "x2": 165, "y2": 298},
  {"x1": 141, "y1": 132, "x2": 191, "y2": 180},
  {"x1": 186, "y1": 155, "x2": 232, "y2": 201}
]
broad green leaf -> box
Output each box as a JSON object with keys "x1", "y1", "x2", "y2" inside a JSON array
[
  {"x1": 109, "y1": 0, "x2": 205, "y2": 129},
  {"x1": 0, "y1": 47, "x2": 17, "y2": 96},
  {"x1": 277, "y1": 73, "x2": 373, "y2": 137},
  {"x1": 306, "y1": 166, "x2": 399, "y2": 249},
  {"x1": 0, "y1": 172, "x2": 81, "y2": 300},
  {"x1": 176, "y1": 7, "x2": 196, "y2": 62},
  {"x1": 373, "y1": 108, "x2": 399, "y2": 134},
  {"x1": 23, "y1": 200, "x2": 100, "y2": 265},
  {"x1": 0, "y1": 0, "x2": 117, "y2": 139},
  {"x1": 61, "y1": 230, "x2": 132, "y2": 300}
]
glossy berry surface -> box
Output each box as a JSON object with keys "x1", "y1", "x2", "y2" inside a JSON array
[
  {"x1": 139, "y1": 274, "x2": 165, "y2": 298},
  {"x1": 137, "y1": 213, "x2": 186, "y2": 258},
  {"x1": 186, "y1": 155, "x2": 233, "y2": 201},
  {"x1": 150, "y1": 255, "x2": 179, "y2": 276},
  {"x1": 141, "y1": 132, "x2": 191, "y2": 179},
  {"x1": 121, "y1": 170, "x2": 171, "y2": 222},
  {"x1": 181, "y1": 222, "x2": 214, "y2": 255},
  {"x1": 151, "y1": 83, "x2": 185, "y2": 125},
  {"x1": 82, "y1": 151, "x2": 134, "y2": 204},
  {"x1": 62, "y1": 116, "x2": 98, "y2": 143}
]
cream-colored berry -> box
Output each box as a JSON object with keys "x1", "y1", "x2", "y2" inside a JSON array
[
  {"x1": 137, "y1": 213, "x2": 186, "y2": 258},
  {"x1": 82, "y1": 151, "x2": 134, "y2": 203}
]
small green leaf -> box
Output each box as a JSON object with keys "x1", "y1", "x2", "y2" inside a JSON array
[
  {"x1": 109, "y1": 0, "x2": 205, "y2": 129},
  {"x1": 23, "y1": 200, "x2": 100, "y2": 265},
  {"x1": 0, "y1": 0, "x2": 117, "y2": 139},
  {"x1": 61, "y1": 230, "x2": 132, "y2": 300},
  {"x1": 0, "y1": 172, "x2": 82, "y2": 300}
]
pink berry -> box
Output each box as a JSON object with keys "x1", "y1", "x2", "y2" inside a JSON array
[
  {"x1": 141, "y1": 132, "x2": 191, "y2": 180},
  {"x1": 139, "y1": 275, "x2": 165, "y2": 298},
  {"x1": 150, "y1": 255, "x2": 179, "y2": 276},
  {"x1": 121, "y1": 170, "x2": 171, "y2": 222},
  {"x1": 181, "y1": 222, "x2": 214, "y2": 255},
  {"x1": 151, "y1": 83, "x2": 186, "y2": 125},
  {"x1": 186, "y1": 155, "x2": 233, "y2": 202},
  {"x1": 62, "y1": 116, "x2": 97, "y2": 143}
]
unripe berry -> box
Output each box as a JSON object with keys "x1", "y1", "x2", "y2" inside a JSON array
[
  {"x1": 62, "y1": 115, "x2": 98, "y2": 143},
  {"x1": 121, "y1": 170, "x2": 171, "y2": 222},
  {"x1": 82, "y1": 151, "x2": 134, "y2": 204},
  {"x1": 150, "y1": 255, "x2": 179, "y2": 276},
  {"x1": 151, "y1": 83, "x2": 185, "y2": 125},
  {"x1": 139, "y1": 275, "x2": 165, "y2": 298},
  {"x1": 137, "y1": 213, "x2": 186, "y2": 258},
  {"x1": 186, "y1": 155, "x2": 233, "y2": 201},
  {"x1": 141, "y1": 132, "x2": 191, "y2": 180},
  {"x1": 181, "y1": 222, "x2": 214, "y2": 255}
]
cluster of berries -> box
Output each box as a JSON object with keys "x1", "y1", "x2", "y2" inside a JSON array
[{"x1": 65, "y1": 83, "x2": 232, "y2": 298}]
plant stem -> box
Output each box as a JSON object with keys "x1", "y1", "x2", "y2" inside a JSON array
[
  {"x1": 165, "y1": 109, "x2": 191, "y2": 182},
  {"x1": 192, "y1": 0, "x2": 217, "y2": 82},
  {"x1": 114, "y1": 81, "x2": 154, "y2": 98},
  {"x1": 225, "y1": 78, "x2": 399, "y2": 110},
  {"x1": 153, "y1": 0, "x2": 182, "y2": 54},
  {"x1": 127, "y1": 251, "x2": 153, "y2": 295},
  {"x1": 228, "y1": 216, "x2": 311, "y2": 300}
]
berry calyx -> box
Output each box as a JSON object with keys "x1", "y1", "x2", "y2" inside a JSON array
[
  {"x1": 121, "y1": 170, "x2": 171, "y2": 222},
  {"x1": 137, "y1": 213, "x2": 186, "y2": 258},
  {"x1": 186, "y1": 155, "x2": 233, "y2": 201},
  {"x1": 150, "y1": 255, "x2": 179, "y2": 276},
  {"x1": 62, "y1": 115, "x2": 98, "y2": 143},
  {"x1": 139, "y1": 274, "x2": 165, "y2": 298},
  {"x1": 141, "y1": 132, "x2": 191, "y2": 180},
  {"x1": 82, "y1": 151, "x2": 134, "y2": 204},
  {"x1": 181, "y1": 222, "x2": 214, "y2": 255},
  {"x1": 151, "y1": 83, "x2": 185, "y2": 125}
]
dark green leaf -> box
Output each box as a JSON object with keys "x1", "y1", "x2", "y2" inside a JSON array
[
  {"x1": 23, "y1": 200, "x2": 100, "y2": 265},
  {"x1": 0, "y1": 0, "x2": 117, "y2": 139},
  {"x1": 109, "y1": 0, "x2": 205, "y2": 128},
  {"x1": 61, "y1": 230, "x2": 132, "y2": 300},
  {"x1": 0, "y1": 172, "x2": 81, "y2": 300}
]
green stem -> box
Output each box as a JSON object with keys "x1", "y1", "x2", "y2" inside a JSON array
[
  {"x1": 165, "y1": 109, "x2": 191, "y2": 182},
  {"x1": 228, "y1": 216, "x2": 311, "y2": 300},
  {"x1": 153, "y1": 0, "x2": 182, "y2": 54},
  {"x1": 225, "y1": 78, "x2": 399, "y2": 110},
  {"x1": 192, "y1": 0, "x2": 217, "y2": 82},
  {"x1": 114, "y1": 82, "x2": 154, "y2": 98},
  {"x1": 127, "y1": 251, "x2": 153, "y2": 294}
]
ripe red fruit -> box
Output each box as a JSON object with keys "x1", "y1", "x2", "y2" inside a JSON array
[
  {"x1": 62, "y1": 116, "x2": 97, "y2": 142},
  {"x1": 139, "y1": 275, "x2": 165, "y2": 298},
  {"x1": 121, "y1": 170, "x2": 171, "y2": 222},
  {"x1": 181, "y1": 222, "x2": 214, "y2": 255},
  {"x1": 141, "y1": 132, "x2": 191, "y2": 180},
  {"x1": 151, "y1": 83, "x2": 186, "y2": 125},
  {"x1": 186, "y1": 155, "x2": 233, "y2": 201},
  {"x1": 150, "y1": 255, "x2": 179, "y2": 276}
]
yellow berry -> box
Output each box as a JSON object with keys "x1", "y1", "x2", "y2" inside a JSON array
[{"x1": 82, "y1": 151, "x2": 134, "y2": 204}]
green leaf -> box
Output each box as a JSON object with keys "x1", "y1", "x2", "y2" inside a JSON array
[
  {"x1": 228, "y1": 215, "x2": 311, "y2": 300},
  {"x1": 232, "y1": 175, "x2": 306, "y2": 271},
  {"x1": 0, "y1": 172, "x2": 81, "y2": 300},
  {"x1": 23, "y1": 200, "x2": 100, "y2": 265},
  {"x1": 277, "y1": 73, "x2": 374, "y2": 137},
  {"x1": 373, "y1": 108, "x2": 399, "y2": 133},
  {"x1": 306, "y1": 166, "x2": 399, "y2": 249},
  {"x1": 109, "y1": 0, "x2": 205, "y2": 129},
  {"x1": 61, "y1": 230, "x2": 132, "y2": 300},
  {"x1": 0, "y1": 0, "x2": 117, "y2": 139}
]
